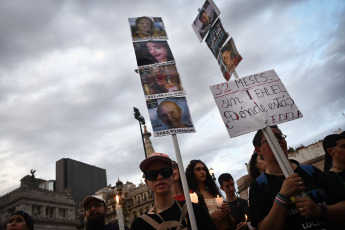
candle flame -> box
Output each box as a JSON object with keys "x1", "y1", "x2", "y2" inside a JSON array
[
  {"x1": 217, "y1": 195, "x2": 219, "y2": 198},
  {"x1": 245, "y1": 214, "x2": 248, "y2": 222},
  {"x1": 116, "y1": 195, "x2": 119, "y2": 203}
]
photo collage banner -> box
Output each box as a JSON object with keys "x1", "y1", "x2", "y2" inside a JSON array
[
  {"x1": 192, "y1": 0, "x2": 243, "y2": 81},
  {"x1": 129, "y1": 16, "x2": 196, "y2": 137}
]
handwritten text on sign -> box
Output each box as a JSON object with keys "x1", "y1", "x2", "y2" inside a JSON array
[{"x1": 210, "y1": 69, "x2": 303, "y2": 137}]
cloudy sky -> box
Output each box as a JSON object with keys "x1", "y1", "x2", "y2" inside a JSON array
[{"x1": 0, "y1": 0, "x2": 344, "y2": 196}]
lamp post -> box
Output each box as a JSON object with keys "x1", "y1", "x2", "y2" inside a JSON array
[
  {"x1": 209, "y1": 168, "x2": 216, "y2": 180},
  {"x1": 134, "y1": 107, "x2": 147, "y2": 158}
]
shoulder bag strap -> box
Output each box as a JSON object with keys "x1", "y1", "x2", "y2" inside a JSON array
[{"x1": 139, "y1": 214, "x2": 161, "y2": 230}]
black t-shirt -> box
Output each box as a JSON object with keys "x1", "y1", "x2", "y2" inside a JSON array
[
  {"x1": 249, "y1": 166, "x2": 330, "y2": 230},
  {"x1": 324, "y1": 170, "x2": 345, "y2": 204},
  {"x1": 227, "y1": 197, "x2": 250, "y2": 228},
  {"x1": 130, "y1": 200, "x2": 216, "y2": 230},
  {"x1": 105, "y1": 223, "x2": 129, "y2": 230}
]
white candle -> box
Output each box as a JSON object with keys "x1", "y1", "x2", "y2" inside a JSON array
[
  {"x1": 190, "y1": 192, "x2": 199, "y2": 203},
  {"x1": 115, "y1": 195, "x2": 125, "y2": 230},
  {"x1": 215, "y1": 195, "x2": 223, "y2": 208}
]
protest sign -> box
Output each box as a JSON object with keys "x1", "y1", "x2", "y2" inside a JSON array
[
  {"x1": 146, "y1": 97, "x2": 195, "y2": 137},
  {"x1": 192, "y1": 0, "x2": 220, "y2": 42},
  {"x1": 205, "y1": 18, "x2": 229, "y2": 59},
  {"x1": 138, "y1": 64, "x2": 185, "y2": 99},
  {"x1": 210, "y1": 69, "x2": 303, "y2": 137},
  {"x1": 133, "y1": 41, "x2": 175, "y2": 68},
  {"x1": 217, "y1": 38, "x2": 242, "y2": 81},
  {"x1": 129, "y1": 16, "x2": 168, "y2": 42}
]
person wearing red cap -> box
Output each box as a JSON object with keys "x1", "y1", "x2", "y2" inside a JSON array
[
  {"x1": 130, "y1": 153, "x2": 216, "y2": 230},
  {"x1": 83, "y1": 195, "x2": 129, "y2": 230}
]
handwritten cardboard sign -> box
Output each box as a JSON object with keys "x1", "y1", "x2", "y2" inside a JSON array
[{"x1": 210, "y1": 69, "x2": 303, "y2": 137}]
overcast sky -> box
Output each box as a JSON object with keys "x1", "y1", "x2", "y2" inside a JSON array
[{"x1": 0, "y1": 0, "x2": 344, "y2": 196}]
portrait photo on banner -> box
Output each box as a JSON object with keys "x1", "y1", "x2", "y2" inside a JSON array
[
  {"x1": 192, "y1": 0, "x2": 220, "y2": 42},
  {"x1": 128, "y1": 16, "x2": 168, "y2": 41},
  {"x1": 139, "y1": 65, "x2": 184, "y2": 96},
  {"x1": 133, "y1": 41, "x2": 175, "y2": 67},
  {"x1": 217, "y1": 38, "x2": 243, "y2": 81},
  {"x1": 205, "y1": 18, "x2": 229, "y2": 59},
  {"x1": 146, "y1": 97, "x2": 194, "y2": 132}
]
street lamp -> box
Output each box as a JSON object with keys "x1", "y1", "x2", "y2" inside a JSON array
[
  {"x1": 209, "y1": 168, "x2": 216, "y2": 180},
  {"x1": 133, "y1": 107, "x2": 147, "y2": 158}
]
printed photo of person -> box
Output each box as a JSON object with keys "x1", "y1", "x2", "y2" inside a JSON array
[
  {"x1": 147, "y1": 97, "x2": 194, "y2": 132},
  {"x1": 192, "y1": 0, "x2": 220, "y2": 42},
  {"x1": 129, "y1": 16, "x2": 168, "y2": 41},
  {"x1": 217, "y1": 38, "x2": 242, "y2": 81},
  {"x1": 205, "y1": 18, "x2": 229, "y2": 58},
  {"x1": 139, "y1": 65, "x2": 183, "y2": 95},
  {"x1": 133, "y1": 41, "x2": 174, "y2": 67}
]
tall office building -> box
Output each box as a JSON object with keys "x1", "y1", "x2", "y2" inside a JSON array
[{"x1": 56, "y1": 158, "x2": 107, "y2": 203}]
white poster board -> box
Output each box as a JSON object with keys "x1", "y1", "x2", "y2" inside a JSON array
[{"x1": 210, "y1": 69, "x2": 303, "y2": 137}]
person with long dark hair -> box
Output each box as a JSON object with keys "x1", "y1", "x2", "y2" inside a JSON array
[
  {"x1": 248, "y1": 151, "x2": 267, "y2": 182},
  {"x1": 322, "y1": 132, "x2": 345, "y2": 227},
  {"x1": 186, "y1": 159, "x2": 235, "y2": 230}
]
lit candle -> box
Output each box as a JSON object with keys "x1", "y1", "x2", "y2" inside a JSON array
[
  {"x1": 115, "y1": 195, "x2": 125, "y2": 230},
  {"x1": 190, "y1": 192, "x2": 199, "y2": 203},
  {"x1": 245, "y1": 214, "x2": 248, "y2": 223},
  {"x1": 216, "y1": 195, "x2": 223, "y2": 208}
]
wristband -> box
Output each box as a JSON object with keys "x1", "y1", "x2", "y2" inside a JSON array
[
  {"x1": 318, "y1": 204, "x2": 328, "y2": 221},
  {"x1": 275, "y1": 193, "x2": 291, "y2": 207}
]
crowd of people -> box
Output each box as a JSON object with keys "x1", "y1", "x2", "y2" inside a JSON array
[{"x1": 7, "y1": 127, "x2": 344, "y2": 230}]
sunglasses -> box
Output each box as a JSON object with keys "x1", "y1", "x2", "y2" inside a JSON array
[{"x1": 145, "y1": 167, "x2": 173, "y2": 181}]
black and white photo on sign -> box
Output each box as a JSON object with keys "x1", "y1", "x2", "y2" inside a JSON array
[
  {"x1": 129, "y1": 16, "x2": 168, "y2": 41},
  {"x1": 138, "y1": 64, "x2": 184, "y2": 96},
  {"x1": 205, "y1": 18, "x2": 229, "y2": 59},
  {"x1": 217, "y1": 38, "x2": 243, "y2": 81},
  {"x1": 192, "y1": 0, "x2": 220, "y2": 42},
  {"x1": 146, "y1": 97, "x2": 194, "y2": 133},
  {"x1": 133, "y1": 41, "x2": 175, "y2": 67}
]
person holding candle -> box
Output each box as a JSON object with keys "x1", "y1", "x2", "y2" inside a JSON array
[
  {"x1": 130, "y1": 153, "x2": 216, "y2": 230},
  {"x1": 83, "y1": 195, "x2": 129, "y2": 230},
  {"x1": 186, "y1": 159, "x2": 235, "y2": 230},
  {"x1": 249, "y1": 125, "x2": 344, "y2": 230},
  {"x1": 218, "y1": 173, "x2": 250, "y2": 230}
]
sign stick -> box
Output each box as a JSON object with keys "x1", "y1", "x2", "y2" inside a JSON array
[{"x1": 172, "y1": 134, "x2": 198, "y2": 230}]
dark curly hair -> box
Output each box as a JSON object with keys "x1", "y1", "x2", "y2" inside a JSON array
[
  {"x1": 186, "y1": 159, "x2": 222, "y2": 197},
  {"x1": 249, "y1": 151, "x2": 261, "y2": 182}
]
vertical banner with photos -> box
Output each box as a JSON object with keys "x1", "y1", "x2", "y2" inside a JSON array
[
  {"x1": 192, "y1": 0, "x2": 220, "y2": 42},
  {"x1": 129, "y1": 16, "x2": 195, "y2": 137},
  {"x1": 192, "y1": 0, "x2": 243, "y2": 82}
]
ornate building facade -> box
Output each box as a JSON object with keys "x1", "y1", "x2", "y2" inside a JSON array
[{"x1": 0, "y1": 173, "x2": 78, "y2": 230}]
